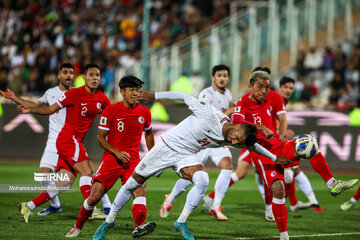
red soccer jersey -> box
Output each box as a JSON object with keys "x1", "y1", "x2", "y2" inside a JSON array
[
  {"x1": 98, "y1": 102, "x2": 151, "y2": 161},
  {"x1": 265, "y1": 90, "x2": 286, "y2": 131},
  {"x1": 57, "y1": 86, "x2": 111, "y2": 142},
  {"x1": 232, "y1": 94, "x2": 281, "y2": 149}
]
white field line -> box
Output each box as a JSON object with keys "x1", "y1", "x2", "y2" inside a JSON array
[{"x1": 233, "y1": 232, "x2": 360, "y2": 239}]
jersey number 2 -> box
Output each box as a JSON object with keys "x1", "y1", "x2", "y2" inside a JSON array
[{"x1": 198, "y1": 138, "x2": 211, "y2": 147}]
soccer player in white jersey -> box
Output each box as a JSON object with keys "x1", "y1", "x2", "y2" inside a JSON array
[
  {"x1": 0, "y1": 63, "x2": 111, "y2": 218},
  {"x1": 160, "y1": 64, "x2": 235, "y2": 221},
  {"x1": 93, "y1": 90, "x2": 292, "y2": 240}
]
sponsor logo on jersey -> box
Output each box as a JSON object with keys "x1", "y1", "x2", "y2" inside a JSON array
[
  {"x1": 252, "y1": 113, "x2": 258, "y2": 116},
  {"x1": 59, "y1": 94, "x2": 66, "y2": 101},
  {"x1": 267, "y1": 109, "x2": 271, "y2": 116},
  {"x1": 97, "y1": 102, "x2": 101, "y2": 109},
  {"x1": 100, "y1": 116, "x2": 107, "y2": 125},
  {"x1": 271, "y1": 171, "x2": 276, "y2": 177},
  {"x1": 138, "y1": 116, "x2": 144, "y2": 124},
  {"x1": 81, "y1": 103, "x2": 87, "y2": 106}
]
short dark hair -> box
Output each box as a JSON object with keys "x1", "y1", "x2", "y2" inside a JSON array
[
  {"x1": 279, "y1": 76, "x2": 295, "y2": 87},
  {"x1": 252, "y1": 66, "x2": 271, "y2": 74},
  {"x1": 59, "y1": 63, "x2": 73, "y2": 72},
  {"x1": 212, "y1": 64, "x2": 230, "y2": 76},
  {"x1": 119, "y1": 75, "x2": 144, "y2": 89},
  {"x1": 244, "y1": 124, "x2": 257, "y2": 147},
  {"x1": 83, "y1": 63, "x2": 101, "y2": 74}
]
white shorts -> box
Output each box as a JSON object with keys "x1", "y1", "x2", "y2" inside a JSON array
[
  {"x1": 39, "y1": 142, "x2": 59, "y2": 171},
  {"x1": 135, "y1": 140, "x2": 203, "y2": 178},
  {"x1": 197, "y1": 147, "x2": 232, "y2": 166}
]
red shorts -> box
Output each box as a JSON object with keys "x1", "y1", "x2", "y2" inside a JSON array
[
  {"x1": 55, "y1": 136, "x2": 90, "y2": 176},
  {"x1": 252, "y1": 139, "x2": 297, "y2": 187},
  {"x1": 92, "y1": 154, "x2": 140, "y2": 191},
  {"x1": 238, "y1": 149, "x2": 252, "y2": 164}
]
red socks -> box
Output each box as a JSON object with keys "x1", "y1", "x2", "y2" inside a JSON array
[
  {"x1": 309, "y1": 152, "x2": 333, "y2": 183},
  {"x1": 264, "y1": 185, "x2": 273, "y2": 205},
  {"x1": 272, "y1": 198, "x2": 288, "y2": 233},
  {"x1": 286, "y1": 179, "x2": 298, "y2": 206},
  {"x1": 31, "y1": 191, "x2": 51, "y2": 207},
  {"x1": 353, "y1": 186, "x2": 360, "y2": 200},
  {"x1": 80, "y1": 185, "x2": 92, "y2": 199},
  {"x1": 132, "y1": 204, "x2": 147, "y2": 228},
  {"x1": 75, "y1": 204, "x2": 94, "y2": 230}
]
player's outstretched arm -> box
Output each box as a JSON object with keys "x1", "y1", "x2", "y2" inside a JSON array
[
  {"x1": 247, "y1": 143, "x2": 293, "y2": 165},
  {"x1": 138, "y1": 90, "x2": 155, "y2": 103},
  {"x1": 17, "y1": 102, "x2": 60, "y2": 115},
  {"x1": 255, "y1": 124, "x2": 273, "y2": 140},
  {"x1": 0, "y1": 88, "x2": 40, "y2": 107}
]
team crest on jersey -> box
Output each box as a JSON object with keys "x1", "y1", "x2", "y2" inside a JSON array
[
  {"x1": 100, "y1": 116, "x2": 107, "y2": 125},
  {"x1": 138, "y1": 116, "x2": 144, "y2": 124},
  {"x1": 59, "y1": 94, "x2": 66, "y2": 101},
  {"x1": 267, "y1": 109, "x2": 271, "y2": 116},
  {"x1": 97, "y1": 102, "x2": 101, "y2": 109},
  {"x1": 271, "y1": 171, "x2": 276, "y2": 177}
]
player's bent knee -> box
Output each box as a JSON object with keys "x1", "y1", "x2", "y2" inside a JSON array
[
  {"x1": 271, "y1": 179, "x2": 286, "y2": 198},
  {"x1": 218, "y1": 157, "x2": 233, "y2": 169},
  {"x1": 192, "y1": 170, "x2": 209, "y2": 188}
]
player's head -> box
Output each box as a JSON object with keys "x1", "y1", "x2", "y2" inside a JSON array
[
  {"x1": 119, "y1": 75, "x2": 144, "y2": 106},
  {"x1": 224, "y1": 123, "x2": 257, "y2": 146},
  {"x1": 252, "y1": 66, "x2": 271, "y2": 75},
  {"x1": 278, "y1": 76, "x2": 295, "y2": 101},
  {"x1": 58, "y1": 63, "x2": 74, "y2": 90},
  {"x1": 83, "y1": 63, "x2": 101, "y2": 90},
  {"x1": 249, "y1": 68, "x2": 271, "y2": 102},
  {"x1": 211, "y1": 64, "x2": 230, "y2": 91}
]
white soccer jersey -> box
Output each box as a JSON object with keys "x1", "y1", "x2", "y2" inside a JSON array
[
  {"x1": 198, "y1": 86, "x2": 232, "y2": 113},
  {"x1": 39, "y1": 86, "x2": 67, "y2": 144},
  {"x1": 156, "y1": 92, "x2": 276, "y2": 161}
]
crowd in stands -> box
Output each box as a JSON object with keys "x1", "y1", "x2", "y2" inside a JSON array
[
  {"x1": 0, "y1": 0, "x2": 230, "y2": 97},
  {"x1": 285, "y1": 33, "x2": 360, "y2": 113}
]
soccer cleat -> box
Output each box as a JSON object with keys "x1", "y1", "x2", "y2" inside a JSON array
[
  {"x1": 90, "y1": 208, "x2": 107, "y2": 220},
  {"x1": 340, "y1": 200, "x2": 356, "y2": 211},
  {"x1": 330, "y1": 179, "x2": 359, "y2": 196},
  {"x1": 18, "y1": 202, "x2": 33, "y2": 223},
  {"x1": 93, "y1": 221, "x2": 115, "y2": 240},
  {"x1": 132, "y1": 221, "x2": 157, "y2": 238},
  {"x1": 38, "y1": 205, "x2": 62, "y2": 216},
  {"x1": 104, "y1": 207, "x2": 110, "y2": 215},
  {"x1": 173, "y1": 221, "x2": 194, "y2": 240},
  {"x1": 209, "y1": 207, "x2": 228, "y2": 221},
  {"x1": 65, "y1": 226, "x2": 81, "y2": 238},
  {"x1": 311, "y1": 204, "x2": 323, "y2": 213},
  {"x1": 203, "y1": 195, "x2": 214, "y2": 211},
  {"x1": 265, "y1": 209, "x2": 275, "y2": 222},
  {"x1": 160, "y1": 194, "x2": 172, "y2": 218},
  {"x1": 290, "y1": 201, "x2": 311, "y2": 212}
]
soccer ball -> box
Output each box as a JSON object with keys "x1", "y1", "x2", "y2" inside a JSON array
[{"x1": 294, "y1": 134, "x2": 319, "y2": 159}]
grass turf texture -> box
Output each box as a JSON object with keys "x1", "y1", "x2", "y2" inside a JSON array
[{"x1": 0, "y1": 162, "x2": 359, "y2": 240}]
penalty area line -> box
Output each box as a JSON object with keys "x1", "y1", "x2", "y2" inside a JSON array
[{"x1": 234, "y1": 232, "x2": 360, "y2": 239}]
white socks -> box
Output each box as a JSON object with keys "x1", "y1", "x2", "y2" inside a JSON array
[
  {"x1": 295, "y1": 171, "x2": 319, "y2": 205},
  {"x1": 41, "y1": 181, "x2": 61, "y2": 208},
  {"x1": 177, "y1": 171, "x2": 209, "y2": 223},
  {"x1": 212, "y1": 169, "x2": 232, "y2": 209},
  {"x1": 326, "y1": 177, "x2": 337, "y2": 190},
  {"x1": 101, "y1": 193, "x2": 112, "y2": 209},
  {"x1": 167, "y1": 179, "x2": 192, "y2": 205}
]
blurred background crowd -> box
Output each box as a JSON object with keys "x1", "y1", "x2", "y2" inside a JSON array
[{"x1": 0, "y1": 0, "x2": 360, "y2": 114}]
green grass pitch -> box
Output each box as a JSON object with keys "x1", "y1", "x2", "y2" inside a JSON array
[{"x1": 0, "y1": 162, "x2": 359, "y2": 239}]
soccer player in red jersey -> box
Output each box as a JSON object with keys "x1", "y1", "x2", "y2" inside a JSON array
[
  {"x1": 17, "y1": 64, "x2": 111, "y2": 223},
  {"x1": 65, "y1": 75, "x2": 156, "y2": 238},
  {"x1": 231, "y1": 69, "x2": 358, "y2": 240}
]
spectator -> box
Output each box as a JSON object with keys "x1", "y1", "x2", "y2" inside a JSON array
[{"x1": 304, "y1": 47, "x2": 323, "y2": 73}]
